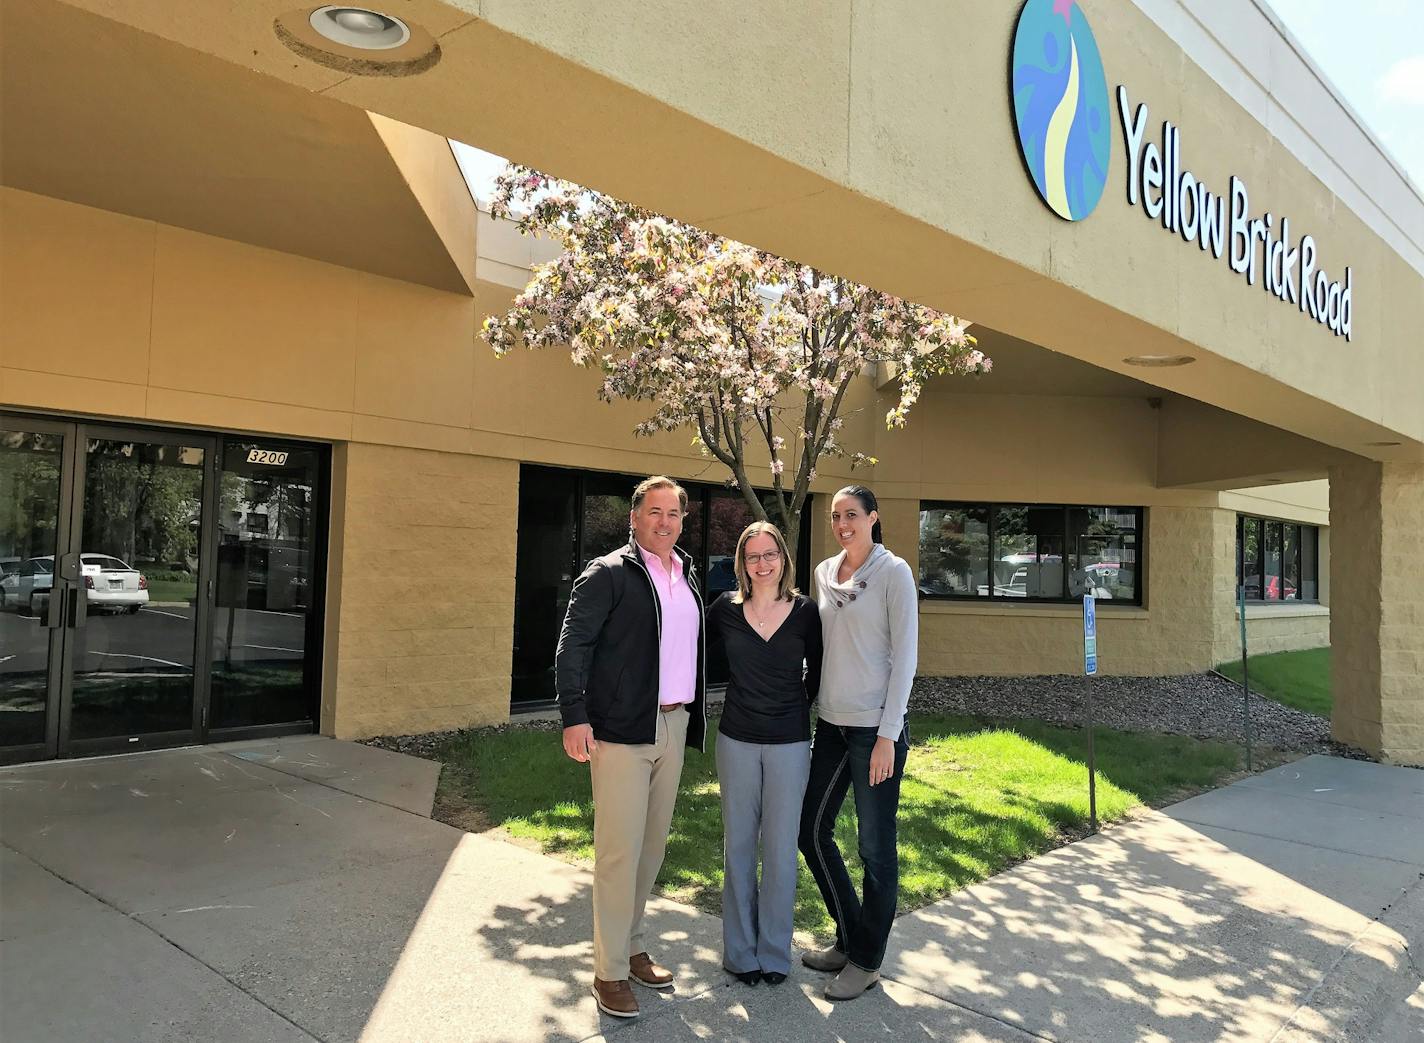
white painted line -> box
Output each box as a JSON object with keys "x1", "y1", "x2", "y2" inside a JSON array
[
  {"x1": 140, "y1": 608, "x2": 191, "y2": 621},
  {"x1": 92, "y1": 651, "x2": 188, "y2": 669},
  {"x1": 0, "y1": 655, "x2": 14, "y2": 664},
  {"x1": 241, "y1": 643, "x2": 305, "y2": 653}
]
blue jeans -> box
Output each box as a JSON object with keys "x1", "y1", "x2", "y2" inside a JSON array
[{"x1": 797, "y1": 717, "x2": 909, "y2": 971}]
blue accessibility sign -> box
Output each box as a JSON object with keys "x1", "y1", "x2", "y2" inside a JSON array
[{"x1": 1083, "y1": 594, "x2": 1098, "y2": 676}]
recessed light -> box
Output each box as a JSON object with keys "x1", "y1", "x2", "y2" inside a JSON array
[
  {"x1": 1123, "y1": 354, "x2": 1196, "y2": 368},
  {"x1": 274, "y1": 6, "x2": 439, "y2": 75},
  {"x1": 1365, "y1": 441, "x2": 1402, "y2": 447},
  {"x1": 310, "y1": 6, "x2": 410, "y2": 50}
]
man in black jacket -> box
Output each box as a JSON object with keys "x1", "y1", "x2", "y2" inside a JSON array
[{"x1": 556, "y1": 475, "x2": 706, "y2": 1019}]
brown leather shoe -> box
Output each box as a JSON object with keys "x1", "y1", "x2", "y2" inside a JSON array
[
  {"x1": 629, "y1": 951, "x2": 674, "y2": 989},
  {"x1": 591, "y1": 977, "x2": 639, "y2": 1018}
]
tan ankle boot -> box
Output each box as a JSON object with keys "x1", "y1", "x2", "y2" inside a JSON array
[{"x1": 801, "y1": 944, "x2": 849, "y2": 972}]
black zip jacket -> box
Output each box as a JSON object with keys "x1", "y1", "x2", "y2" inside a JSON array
[{"x1": 554, "y1": 541, "x2": 707, "y2": 750}]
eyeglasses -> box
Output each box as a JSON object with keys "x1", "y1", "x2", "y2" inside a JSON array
[{"x1": 744, "y1": 550, "x2": 782, "y2": 565}]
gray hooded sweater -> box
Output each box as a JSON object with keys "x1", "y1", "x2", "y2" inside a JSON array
[{"x1": 813, "y1": 543, "x2": 919, "y2": 740}]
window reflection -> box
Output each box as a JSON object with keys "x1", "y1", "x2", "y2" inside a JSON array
[
  {"x1": 994, "y1": 506, "x2": 1064, "y2": 597},
  {"x1": 1283, "y1": 524, "x2": 1300, "y2": 601},
  {"x1": 210, "y1": 442, "x2": 320, "y2": 730},
  {"x1": 1265, "y1": 521, "x2": 1284, "y2": 600},
  {"x1": 918, "y1": 506, "x2": 989, "y2": 597},
  {"x1": 1237, "y1": 514, "x2": 1317, "y2": 602},
  {"x1": 0, "y1": 431, "x2": 64, "y2": 749},
  {"x1": 1067, "y1": 507, "x2": 1138, "y2": 601},
  {"x1": 69, "y1": 440, "x2": 204, "y2": 741},
  {"x1": 918, "y1": 502, "x2": 1143, "y2": 604},
  {"x1": 511, "y1": 467, "x2": 809, "y2": 703}
]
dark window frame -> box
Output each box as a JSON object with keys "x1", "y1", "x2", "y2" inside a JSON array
[
  {"x1": 918, "y1": 501, "x2": 1144, "y2": 606},
  {"x1": 1236, "y1": 513, "x2": 1319, "y2": 603},
  {"x1": 511, "y1": 464, "x2": 814, "y2": 706}
]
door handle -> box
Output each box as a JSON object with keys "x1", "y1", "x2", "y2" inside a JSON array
[{"x1": 67, "y1": 587, "x2": 88, "y2": 629}]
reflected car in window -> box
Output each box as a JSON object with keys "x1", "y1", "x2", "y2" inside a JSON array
[
  {"x1": 0, "y1": 554, "x2": 149, "y2": 615},
  {"x1": 80, "y1": 554, "x2": 150, "y2": 613},
  {"x1": 0, "y1": 556, "x2": 55, "y2": 614}
]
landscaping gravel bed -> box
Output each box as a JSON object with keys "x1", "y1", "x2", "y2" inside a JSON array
[
  {"x1": 365, "y1": 672, "x2": 1363, "y2": 760},
  {"x1": 910, "y1": 672, "x2": 1351, "y2": 754}
]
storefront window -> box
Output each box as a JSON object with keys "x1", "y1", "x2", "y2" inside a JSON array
[
  {"x1": 1283, "y1": 524, "x2": 1300, "y2": 601},
  {"x1": 918, "y1": 502, "x2": 1143, "y2": 604},
  {"x1": 511, "y1": 466, "x2": 810, "y2": 703},
  {"x1": 1237, "y1": 514, "x2": 1319, "y2": 602},
  {"x1": 1240, "y1": 516, "x2": 1262, "y2": 598},
  {"x1": 1265, "y1": 521, "x2": 1284, "y2": 600},
  {"x1": 1067, "y1": 507, "x2": 1138, "y2": 601},
  {"x1": 1300, "y1": 527, "x2": 1318, "y2": 600},
  {"x1": 917, "y1": 506, "x2": 989, "y2": 597},
  {"x1": 993, "y1": 506, "x2": 1064, "y2": 597}
]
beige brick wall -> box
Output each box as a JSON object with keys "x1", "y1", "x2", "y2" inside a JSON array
[
  {"x1": 1235, "y1": 609, "x2": 1330, "y2": 659},
  {"x1": 1330, "y1": 461, "x2": 1424, "y2": 765},
  {"x1": 907, "y1": 504, "x2": 1237, "y2": 677},
  {"x1": 322, "y1": 443, "x2": 518, "y2": 739}
]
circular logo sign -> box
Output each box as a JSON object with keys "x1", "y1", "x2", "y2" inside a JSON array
[{"x1": 1011, "y1": 0, "x2": 1111, "y2": 221}]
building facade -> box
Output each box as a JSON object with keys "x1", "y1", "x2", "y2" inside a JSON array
[{"x1": 1, "y1": 0, "x2": 1420, "y2": 764}]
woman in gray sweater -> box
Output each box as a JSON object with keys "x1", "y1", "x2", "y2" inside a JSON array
[{"x1": 797, "y1": 485, "x2": 917, "y2": 1001}]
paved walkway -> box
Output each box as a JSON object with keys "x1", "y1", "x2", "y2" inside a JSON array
[{"x1": 1, "y1": 740, "x2": 1420, "y2": 1041}]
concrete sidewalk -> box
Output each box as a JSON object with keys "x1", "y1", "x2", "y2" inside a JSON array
[{"x1": 2, "y1": 744, "x2": 1421, "y2": 1042}]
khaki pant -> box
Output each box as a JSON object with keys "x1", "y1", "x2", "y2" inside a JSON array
[{"x1": 589, "y1": 705, "x2": 689, "y2": 981}]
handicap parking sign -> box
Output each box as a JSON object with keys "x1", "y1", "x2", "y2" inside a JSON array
[{"x1": 1083, "y1": 594, "x2": 1097, "y2": 676}]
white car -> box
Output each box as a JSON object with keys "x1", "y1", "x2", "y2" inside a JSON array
[
  {"x1": 80, "y1": 554, "x2": 150, "y2": 613},
  {"x1": 0, "y1": 556, "x2": 55, "y2": 614},
  {"x1": 0, "y1": 554, "x2": 149, "y2": 615}
]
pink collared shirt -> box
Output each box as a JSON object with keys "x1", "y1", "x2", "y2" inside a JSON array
[{"x1": 637, "y1": 544, "x2": 699, "y2": 706}]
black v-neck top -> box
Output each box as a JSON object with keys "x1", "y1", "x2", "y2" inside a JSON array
[{"x1": 707, "y1": 592, "x2": 822, "y2": 744}]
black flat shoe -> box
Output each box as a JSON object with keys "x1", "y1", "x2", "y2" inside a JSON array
[
  {"x1": 761, "y1": 971, "x2": 787, "y2": 985},
  {"x1": 731, "y1": 969, "x2": 761, "y2": 986}
]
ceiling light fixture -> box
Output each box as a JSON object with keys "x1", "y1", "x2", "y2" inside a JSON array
[
  {"x1": 275, "y1": 6, "x2": 438, "y2": 75},
  {"x1": 309, "y1": 6, "x2": 410, "y2": 49},
  {"x1": 1123, "y1": 354, "x2": 1196, "y2": 368}
]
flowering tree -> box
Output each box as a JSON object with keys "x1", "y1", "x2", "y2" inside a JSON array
[{"x1": 482, "y1": 165, "x2": 991, "y2": 559}]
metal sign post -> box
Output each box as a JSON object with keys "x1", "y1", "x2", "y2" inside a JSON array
[
  {"x1": 1083, "y1": 594, "x2": 1098, "y2": 833},
  {"x1": 1238, "y1": 581, "x2": 1253, "y2": 771}
]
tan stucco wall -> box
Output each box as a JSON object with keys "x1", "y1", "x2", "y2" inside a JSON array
[
  {"x1": 1221, "y1": 481, "x2": 1330, "y2": 524},
  {"x1": 323, "y1": 443, "x2": 517, "y2": 738},
  {"x1": 0, "y1": 186, "x2": 863, "y2": 493},
  {"x1": 47, "y1": 1, "x2": 1423, "y2": 460}
]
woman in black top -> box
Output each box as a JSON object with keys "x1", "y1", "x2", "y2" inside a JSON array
[{"x1": 708, "y1": 521, "x2": 822, "y2": 986}]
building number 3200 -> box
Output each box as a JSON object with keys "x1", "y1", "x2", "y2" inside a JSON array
[{"x1": 246, "y1": 448, "x2": 289, "y2": 466}]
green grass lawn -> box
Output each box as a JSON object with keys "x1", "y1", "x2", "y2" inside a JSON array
[
  {"x1": 144, "y1": 579, "x2": 197, "y2": 604},
  {"x1": 1216, "y1": 647, "x2": 1331, "y2": 717},
  {"x1": 434, "y1": 714, "x2": 1252, "y2": 940}
]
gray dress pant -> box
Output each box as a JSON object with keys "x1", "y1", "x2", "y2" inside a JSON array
[{"x1": 716, "y1": 732, "x2": 812, "y2": 974}]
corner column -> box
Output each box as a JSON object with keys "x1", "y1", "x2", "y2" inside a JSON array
[{"x1": 1329, "y1": 460, "x2": 1424, "y2": 765}]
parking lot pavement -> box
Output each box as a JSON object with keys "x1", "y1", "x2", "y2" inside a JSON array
[{"x1": 2, "y1": 748, "x2": 1420, "y2": 1042}]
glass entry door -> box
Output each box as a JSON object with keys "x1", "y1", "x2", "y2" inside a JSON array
[
  {"x1": 0, "y1": 420, "x2": 71, "y2": 759},
  {"x1": 63, "y1": 430, "x2": 213, "y2": 754},
  {"x1": 1, "y1": 415, "x2": 324, "y2": 763},
  {"x1": 0, "y1": 417, "x2": 215, "y2": 761}
]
